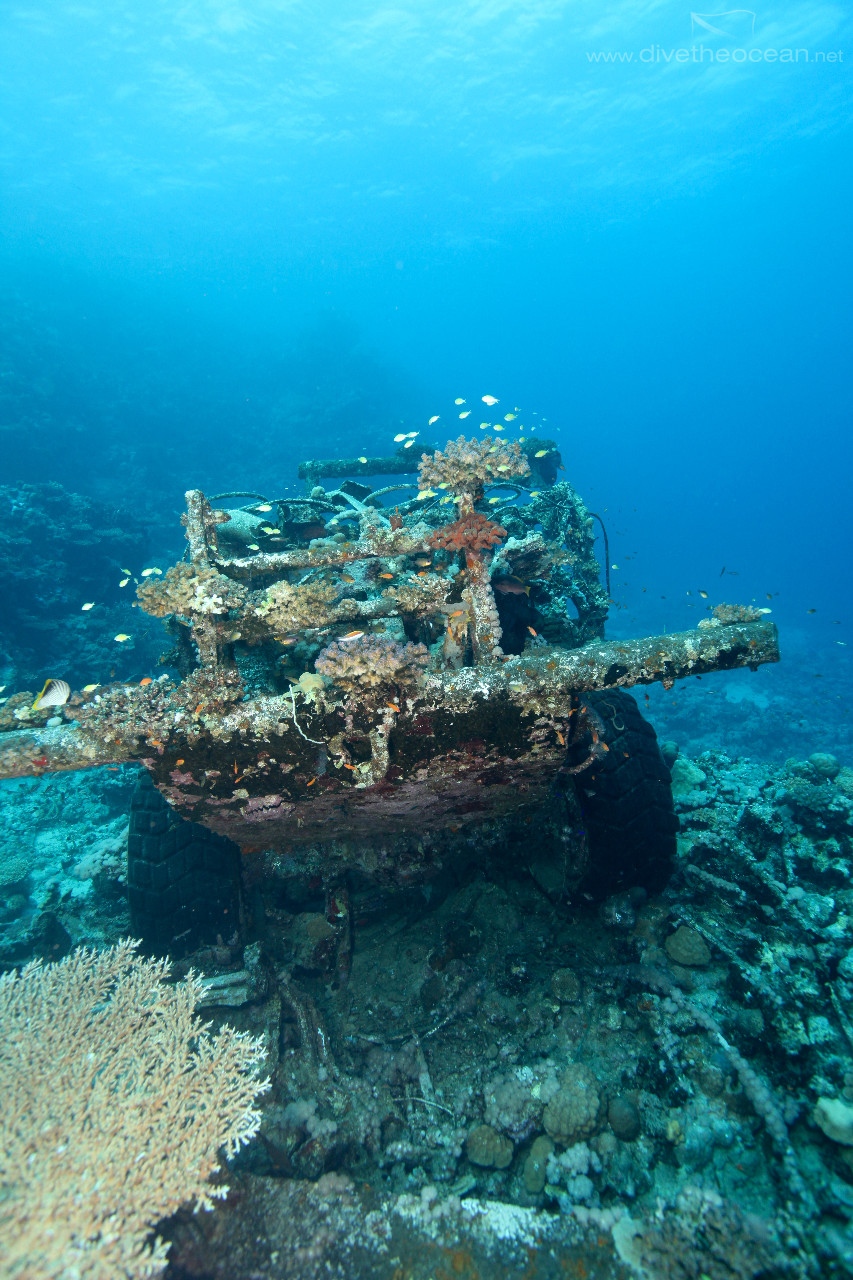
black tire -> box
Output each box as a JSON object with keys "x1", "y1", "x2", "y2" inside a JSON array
[
  {"x1": 127, "y1": 772, "x2": 243, "y2": 958},
  {"x1": 569, "y1": 689, "x2": 678, "y2": 898}
]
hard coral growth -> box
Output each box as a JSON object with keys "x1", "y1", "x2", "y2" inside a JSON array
[
  {"x1": 137, "y1": 562, "x2": 247, "y2": 619},
  {"x1": 382, "y1": 573, "x2": 450, "y2": 616},
  {"x1": 711, "y1": 603, "x2": 765, "y2": 624},
  {"x1": 315, "y1": 635, "x2": 429, "y2": 693},
  {"x1": 418, "y1": 436, "x2": 530, "y2": 497},
  {"x1": 428, "y1": 510, "x2": 507, "y2": 554},
  {"x1": 250, "y1": 579, "x2": 339, "y2": 636}
]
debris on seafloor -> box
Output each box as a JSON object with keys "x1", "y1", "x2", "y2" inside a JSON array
[{"x1": 0, "y1": 432, "x2": 813, "y2": 1279}]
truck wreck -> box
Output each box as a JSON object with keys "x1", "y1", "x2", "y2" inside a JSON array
[{"x1": 0, "y1": 433, "x2": 779, "y2": 954}]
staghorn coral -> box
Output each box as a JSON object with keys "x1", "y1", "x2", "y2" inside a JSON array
[
  {"x1": 418, "y1": 436, "x2": 530, "y2": 497},
  {"x1": 428, "y1": 510, "x2": 507, "y2": 554},
  {"x1": 250, "y1": 578, "x2": 339, "y2": 635},
  {"x1": 0, "y1": 939, "x2": 268, "y2": 1280},
  {"x1": 137, "y1": 562, "x2": 247, "y2": 619},
  {"x1": 315, "y1": 634, "x2": 429, "y2": 693}
]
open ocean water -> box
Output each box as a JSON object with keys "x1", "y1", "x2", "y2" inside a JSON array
[{"x1": 1, "y1": 4, "x2": 852, "y2": 1278}]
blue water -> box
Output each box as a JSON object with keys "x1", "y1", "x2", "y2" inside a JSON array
[
  {"x1": 2, "y1": 8, "x2": 853, "y2": 1274},
  {"x1": 2, "y1": 5, "x2": 850, "y2": 729}
]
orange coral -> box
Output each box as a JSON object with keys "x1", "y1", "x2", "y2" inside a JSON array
[{"x1": 428, "y1": 511, "x2": 507, "y2": 553}]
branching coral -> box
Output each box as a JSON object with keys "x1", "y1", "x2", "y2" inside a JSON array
[
  {"x1": 314, "y1": 635, "x2": 429, "y2": 693},
  {"x1": 0, "y1": 939, "x2": 268, "y2": 1280},
  {"x1": 428, "y1": 511, "x2": 507, "y2": 554},
  {"x1": 250, "y1": 579, "x2": 339, "y2": 635},
  {"x1": 137, "y1": 563, "x2": 247, "y2": 619},
  {"x1": 382, "y1": 573, "x2": 451, "y2": 615},
  {"x1": 418, "y1": 436, "x2": 530, "y2": 497}
]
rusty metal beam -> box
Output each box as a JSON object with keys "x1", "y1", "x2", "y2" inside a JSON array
[{"x1": 0, "y1": 620, "x2": 778, "y2": 784}]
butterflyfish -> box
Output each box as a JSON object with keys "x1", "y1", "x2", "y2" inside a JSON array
[{"x1": 32, "y1": 679, "x2": 70, "y2": 710}]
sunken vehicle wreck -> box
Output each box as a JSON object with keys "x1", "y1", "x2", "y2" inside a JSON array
[{"x1": 0, "y1": 433, "x2": 779, "y2": 956}]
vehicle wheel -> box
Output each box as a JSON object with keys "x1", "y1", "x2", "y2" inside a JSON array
[
  {"x1": 127, "y1": 771, "x2": 243, "y2": 958},
  {"x1": 568, "y1": 689, "x2": 678, "y2": 898}
]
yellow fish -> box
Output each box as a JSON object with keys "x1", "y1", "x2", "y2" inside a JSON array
[
  {"x1": 529, "y1": 490, "x2": 540, "y2": 497},
  {"x1": 81, "y1": 602, "x2": 95, "y2": 611},
  {"x1": 493, "y1": 424, "x2": 504, "y2": 431},
  {"x1": 482, "y1": 395, "x2": 499, "y2": 406},
  {"x1": 403, "y1": 440, "x2": 415, "y2": 448},
  {"x1": 83, "y1": 684, "x2": 99, "y2": 692},
  {"x1": 416, "y1": 489, "x2": 436, "y2": 501},
  {"x1": 32, "y1": 678, "x2": 70, "y2": 710},
  {"x1": 454, "y1": 397, "x2": 465, "y2": 405},
  {"x1": 341, "y1": 573, "x2": 356, "y2": 583},
  {"x1": 119, "y1": 578, "x2": 130, "y2": 587},
  {"x1": 534, "y1": 449, "x2": 549, "y2": 458},
  {"x1": 459, "y1": 410, "x2": 471, "y2": 418},
  {"x1": 358, "y1": 456, "x2": 368, "y2": 464},
  {"x1": 699, "y1": 590, "x2": 708, "y2": 599},
  {"x1": 255, "y1": 503, "x2": 272, "y2": 512},
  {"x1": 428, "y1": 415, "x2": 440, "y2": 425},
  {"x1": 260, "y1": 526, "x2": 281, "y2": 534},
  {"x1": 497, "y1": 465, "x2": 510, "y2": 472},
  {"x1": 394, "y1": 433, "x2": 407, "y2": 442},
  {"x1": 114, "y1": 634, "x2": 131, "y2": 643},
  {"x1": 248, "y1": 544, "x2": 260, "y2": 550},
  {"x1": 488, "y1": 497, "x2": 502, "y2": 504},
  {"x1": 141, "y1": 568, "x2": 158, "y2": 577},
  {"x1": 406, "y1": 431, "x2": 418, "y2": 438},
  {"x1": 504, "y1": 413, "x2": 517, "y2": 421},
  {"x1": 340, "y1": 631, "x2": 364, "y2": 642}
]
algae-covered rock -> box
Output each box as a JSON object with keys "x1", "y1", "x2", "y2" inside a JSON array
[
  {"x1": 664, "y1": 925, "x2": 711, "y2": 967},
  {"x1": 814, "y1": 1097, "x2": 853, "y2": 1146},
  {"x1": 809, "y1": 752, "x2": 840, "y2": 780},
  {"x1": 551, "y1": 967, "x2": 581, "y2": 1003},
  {"x1": 608, "y1": 1096, "x2": 641, "y2": 1142},
  {"x1": 670, "y1": 758, "x2": 707, "y2": 797},
  {"x1": 523, "y1": 1135, "x2": 554, "y2": 1194}
]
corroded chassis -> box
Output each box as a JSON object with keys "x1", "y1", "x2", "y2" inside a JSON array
[
  {"x1": 0, "y1": 619, "x2": 779, "y2": 850},
  {"x1": 0, "y1": 472, "x2": 780, "y2": 853}
]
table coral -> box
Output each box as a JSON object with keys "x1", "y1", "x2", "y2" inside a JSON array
[{"x1": 418, "y1": 436, "x2": 530, "y2": 498}]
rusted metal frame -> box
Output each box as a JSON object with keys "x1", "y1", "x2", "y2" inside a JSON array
[
  {"x1": 298, "y1": 452, "x2": 434, "y2": 485},
  {"x1": 0, "y1": 621, "x2": 779, "y2": 782}
]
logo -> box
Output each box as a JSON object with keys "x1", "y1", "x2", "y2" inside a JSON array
[{"x1": 690, "y1": 10, "x2": 757, "y2": 39}]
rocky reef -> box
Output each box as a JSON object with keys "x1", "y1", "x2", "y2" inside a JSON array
[{"x1": 2, "y1": 737, "x2": 853, "y2": 1276}]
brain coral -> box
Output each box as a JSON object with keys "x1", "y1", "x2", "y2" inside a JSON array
[
  {"x1": 418, "y1": 436, "x2": 530, "y2": 496},
  {"x1": 314, "y1": 634, "x2": 429, "y2": 692},
  {"x1": 137, "y1": 563, "x2": 247, "y2": 619},
  {"x1": 542, "y1": 1064, "x2": 602, "y2": 1145}
]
